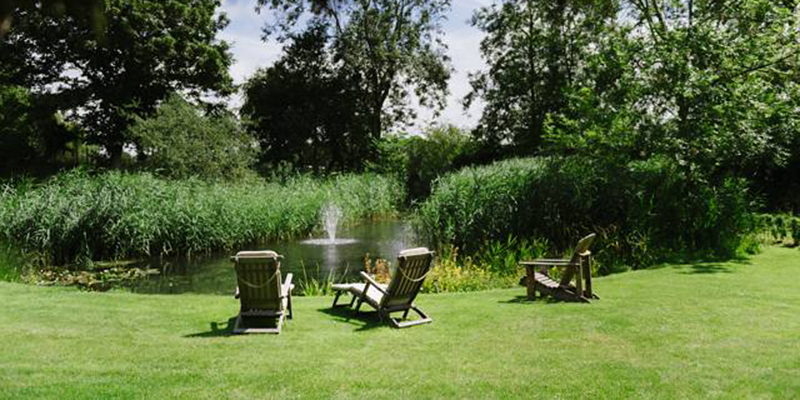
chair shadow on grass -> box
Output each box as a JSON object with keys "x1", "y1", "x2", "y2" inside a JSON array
[
  {"x1": 499, "y1": 294, "x2": 574, "y2": 305},
  {"x1": 318, "y1": 306, "x2": 385, "y2": 332},
  {"x1": 183, "y1": 317, "x2": 239, "y2": 338}
]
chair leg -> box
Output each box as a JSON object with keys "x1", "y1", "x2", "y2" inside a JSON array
[
  {"x1": 402, "y1": 309, "x2": 410, "y2": 320},
  {"x1": 388, "y1": 306, "x2": 432, "y2": 329},
  {"x1": 332, "y1": 291, "x2": 342, "y2": 307},
  {"x1": 233, "y1": 315, "x2": 245, "y2": 334},
  {"x1": 354, "y1": 299, "x2": 363, "y2": 314},
  {"x1": 526, "y1": 266, "x2": 536, "y2": 301},
  {"x1": 287, "y1": 293, "x2": 293, "y2": 319}
]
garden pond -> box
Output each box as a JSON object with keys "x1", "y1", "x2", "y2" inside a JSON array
[{"x1": 128, "y1": 219, "x2": 418, "y2": 295}]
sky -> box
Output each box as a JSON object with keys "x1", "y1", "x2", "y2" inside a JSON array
[{"x1": 217, "y1": 0, "x2": 492, "y2": 132}]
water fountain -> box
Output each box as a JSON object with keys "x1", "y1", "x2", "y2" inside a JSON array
[{"x1": 301, "y1": 203, "x2": 358, "y2": 245}]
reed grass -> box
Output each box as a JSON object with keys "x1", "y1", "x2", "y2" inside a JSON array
[
  {"x1": 416, "y1": 156, "x2": 757, "y2": 270},
  {"x1": 0, "y1": 170, "x2": 403, "y2": 265}
]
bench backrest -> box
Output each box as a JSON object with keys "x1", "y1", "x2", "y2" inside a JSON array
[
  {"x1": 232, "y1": 250, "x2": 283, "y2": 312},
  {"x1": 382, "y1": 248, "x2": 434, "y2": 309}
]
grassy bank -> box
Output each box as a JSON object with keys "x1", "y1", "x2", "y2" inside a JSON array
[
  {"x1": 0, "y1": 170, "x2": 403, "y2": 265},
  {"x1": 1, "y1": 247, "x2": 798, "y2": 398}
]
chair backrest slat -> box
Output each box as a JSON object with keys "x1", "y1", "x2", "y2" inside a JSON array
[
  {"x1": 569, "y1": 233, "x2": 597, "y2": 264},
  {"x1": 561, "y1": 234, "x2": 597, "y2": 286},
  {"x1": 382, "y1": 248, "x2": 434, "y2": 308},
  {"x1": 232, "y1": 251, "x2": 283, "y2": 312}
]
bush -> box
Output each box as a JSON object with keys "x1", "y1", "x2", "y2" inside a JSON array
[
  {"x1": 416, "y1": 156, "x2": 757, "y2": 269},
  {"x1": 421, "y1": 246, "x2": 520, "y2": 293},
  {"x1": 0, "y1": 170, "x2": 403, "y2": 265},
  {"x1": 756, "y1": 213, "x2": 800, "y2": 247},
  {"x1": 368, "y1": 125, "x2": 480, "y2": 202},
  {"x1": 405, "y1": 125, "x2": 478, "y2": 200},
  {"x1": 129, "y1": 94, "x2": 256, "y2": 181}
]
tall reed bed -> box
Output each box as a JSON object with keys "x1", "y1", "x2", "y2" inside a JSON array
[
  {"x1": 0, "y1": 170, "x2": 403, "y2": 265},
  {"x1": 416, "y1": 156, "x2": 756, "y2": 271}
]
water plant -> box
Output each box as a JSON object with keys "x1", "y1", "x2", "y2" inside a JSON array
[
  {"x1": 416, "y1": 156, "x2": 757, "y2": 269},
  {"x1": 0, "y1": 170, "x2": 403, "y2": 266}
]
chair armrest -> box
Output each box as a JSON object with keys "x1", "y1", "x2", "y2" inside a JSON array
[
  {"x1": 234, "y1": 286, "x2": 240, "y2": 299},
  {"x1": 282, "y1": 273, "x2": 294, "y2": 297},
  {"x1": 360, "y1": 271, "x2": 388, "y2": 295},
  {"x1": 520, "y1": 259, "x2": 574, "y2": 266}
]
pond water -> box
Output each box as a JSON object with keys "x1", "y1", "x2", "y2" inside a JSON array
[{"x1": 129, "y1": 219, "x2": 418, "y2": 295}]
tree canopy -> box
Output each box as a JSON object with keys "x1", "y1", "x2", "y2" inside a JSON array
[
  {"x1": 0, "y1": 0, "x2": 234, "y2": 166},
  {"x1": 241, "y1": 22, "x2": 369, "y2": 172},
  {"x1": 257, "y1": 0, "x2": 452, "y2": 144},
  {"x1": 468, "y1": 0, "x2": 800, "y2": 182}
]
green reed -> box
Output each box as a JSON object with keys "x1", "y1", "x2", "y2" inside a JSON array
[{"x1": 0, "y1": 170, "x2": 403, "y2": 265}]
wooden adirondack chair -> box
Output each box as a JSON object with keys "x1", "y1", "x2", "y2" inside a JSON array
[
  {"x1": 331, "y1": 247, "x2": 434, "y2": 328},
  {"x1": 519, "y1": 234, "x2": 598, "y2": 303},
  {"x1": 231, "y1": 250, "x2": 293, "y2": 334}
]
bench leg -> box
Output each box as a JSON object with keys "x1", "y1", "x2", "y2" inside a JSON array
[{"x1": 525, "y1": 266, "x2": 536, "y2": 301}]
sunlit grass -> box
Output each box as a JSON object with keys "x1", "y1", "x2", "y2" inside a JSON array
[{"x1": 1, "y1": 247, "x2": 798, "y2": 398}]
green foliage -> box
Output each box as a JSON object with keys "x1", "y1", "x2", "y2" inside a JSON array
[
  {"x1": 0, "y1": 1, "x2": 105, "y2": 40},
  {"x1": 0, "y1": 170, "x2": 403, "y2": 265},
  {"x1": 416, "y1": 156, "x2": 757, "y2": 269},
  {"x1": 258, "y1": 0, "x2": 451, "y2": 140},
  {"x1": 467, "y1": 0, "x2": 618, "y2": 154},
  {"x1": 0, "y1": 85, "x2": 37, "y2": 170},
  {"x1": 543, "y1": 1, "x2": 800, "y2": 180},
  {"x1": 1, "y1": 0, "x2": 234, "y2": 165},
  {"x1": 0, "y1": 241, "x2": 27, "y2": 282},
  {"x1": 368, "y1": 126, "x2": 480, "y2": 201},
  {"x1": 422, "y1": 245, "x2": 517, "y2": 293},
  {"x1": 420, "y1": 237, "x2": 549, "y2": 294},
  {"x1": 129, "y1": 94, "x2": 256, "y2": 181},
  {"x1": 0, "y1": 85, "x2": 80, "y2": 173},
  {"x1": 241, "y1": 23, "x2": 370, "y2": 172},
  {"x1": 756, "y1": 213, "x2": 800, "y2": 247},
  {"x1": 405, "y1": 125, "x2": 478, "y2": 200},
  {"x1": 366, "y1": 133, "x2": 411, "y2": 178}
]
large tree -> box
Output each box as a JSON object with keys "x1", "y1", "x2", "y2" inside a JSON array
[
  {"x1": 242, "y1": 22, "x2": 370, "y2": 172},
  {"x1": 0, "y1": 0, "x2": 105, "y2": 39},
  {"x1": 0, "y1": 0, "x2": 234, "y2": 166},
  {"x1": 257, "y1": 0, "x2": 452, "y2": 144},
  {"x1": 466, "y1": 0, "x2": 619, "y2": 156},
  {"x1": 543, "y1": 0, "x2": 800, "y2": 181}
]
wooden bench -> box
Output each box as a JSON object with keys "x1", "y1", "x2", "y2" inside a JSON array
[{"x1": 519, "y1": 234, "x2": 599, "y2": 303}]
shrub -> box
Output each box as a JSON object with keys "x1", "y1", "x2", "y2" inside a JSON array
[
  {"x1": 421, "y1": 246, "x2": 520, "y2": 293},
  {"x1": 368, "y1": 125, "x2": 481, "y2": 202},
  {"x1": 0, "y1": 170, "x2": 402, "y2": 265},
  {"x1": 405, "y1": 125, "x2": 478, "y2": 200},
  {"x1": 416, "y1": 156, "x2": 757, "y2": 269},
  {"x1": 129, "y1": 94, "x2": 256, "y2": 181}
]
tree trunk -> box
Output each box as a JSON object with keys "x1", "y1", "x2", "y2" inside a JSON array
[{"x1": 108, "y1": 143, "x2": 123, "y2": 169}]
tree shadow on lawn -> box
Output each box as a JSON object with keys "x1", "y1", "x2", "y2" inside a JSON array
[
  {"x1": 647, "y1": 254, "x2": 751, "y2": 275},
  {"x1": 677, "y1": 263, "x2": 737, "y2": 275},
  {"x1": 318, "y1": 306, "x2": 387, "y2": 332}
]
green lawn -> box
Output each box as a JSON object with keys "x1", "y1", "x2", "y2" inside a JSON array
[{"x1": 1, "y1": 247, "x2": 799, "y2": 399}]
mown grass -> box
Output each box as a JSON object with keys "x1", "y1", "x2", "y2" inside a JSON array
[
  {"x1": 1, "y1": 247, "x2": 798, "y2": 398},
  {"x1": 0, "y1": 170, "x2": 402, "y2": 265}
]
